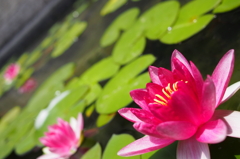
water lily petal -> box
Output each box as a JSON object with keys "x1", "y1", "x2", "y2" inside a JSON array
[
  {"x1": 133, "y1": 122, "x2": 162, "y2": 137},
  {"x1": 190, "y1": 61, "x2": 203, "y2": 97},
  {"x1": 156, "y1": 121, "x2": 197, "y2": 140},
  {"x1": 117, "y1": 135, "x2": 174, "y2": 156},
  {"x1": 148, "y1": 103, "x2": 179, "y2": 122},
  {"x1": 130, "y1": 89, "x2": 149, "y2": 110},
  {"x1": 171, "y1": 49, "x2": 192, "y2": 75},
  {"x1": 118, "y1": 108, "x2": 142, "y2": 122},
  {"x1": 195, "y1": 119, "x2": 227, "y2": 143},
  {"x1": 170, "y1": 90, "x2": 200, "y2": 125},
  {"x1": 149, "y1": 66, "x2": 161, "y2": 85},
  {"x1": 221, "y1": 81, "x2": 240, "y2": 103},
  {"x1": 201, "y1": 76, "x2": 216, "y2": 123},
  {"x1": 177, "y1": 137, "x2": 210, "y2": 159},
  {"x1": 214, "y1": 110, "x2": 240, "y2": 138},
  {"x1": 158, "y1": 67, "x2": 175, "y2": 87},
  {"x1": 131, "y1": 108, "x2": 161, "y2": 124},
  {"x1": 70, "y1": 113, "x2": 84, "y2": 139},
  {"x1": 212, "y1": 49, "x2": 235, "y2": 106}
]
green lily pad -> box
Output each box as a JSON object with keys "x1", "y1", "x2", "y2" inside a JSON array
[
  {"x1": 236, "y1": 155, "x2": 240, "y2": 159},
  {"x1": 35, "y1": 85, "x2": 88, "y2": 137},
  {"x1": 25, "y1": 50, "x2": 42, "y2": 67},
  {"x1": 81, "y1": 143, "x2": 102, "y2": 159},
  {"x1": 160, "y1": 14, "x2": 215, "y2": 44},
  {"x1": 138, "y1": 1, "x2": 180, "y2": 40},
  {"x1": 0, "y1": 106, "x2": 21, "y2": 133},
  {"x1": 96, "y1": 55, "x2": 155, "y2": 114},
  {"x1": 112, "y1": 24, "x2": 146, "y2": 64},
  {"x1": 15, "y1": 67, "x2": 34, "y2": 88},
  {"x1": 96, "y1": 113, "x2": 116, "y2": 127},
  {"x1": 100, "y1": 0, "x2": 127, "y2": 16},
  {"x1": 100, "y1": 8, "x2": 140, "y2": 47},
  {"x1": 15, "y1": 128, "x2": 36, "y2": 155},
  {"x1": 51, "y1": 21, "x2": 87, "y2": 58},
  {"x1": 213, "y1": 0, "x2": 240, "y2": 13},
  {"x1": 102, "y1": 134, "x2": 140, "y2": 159},
  {"x1": 83, "y1": 83, "x2": 102, "y2": 105},
  {"x1": 175, "y1": 0, "x2": 221, "y2": 24},
  {"x1": 80, "y1": 57, "x2": 120, "y2": 83},
  {"x1": 0, "y1": 140, "x2": 15, "y2": 159},
  {"x1": 149, "y1": 142, "x2": 177, "y2": 159},
  {"x1": 25, "y1": 63, "x2": 74, "y2": 113},
  {"x1": 85, "y1": 104, "x2": 95, "y2": 117}
]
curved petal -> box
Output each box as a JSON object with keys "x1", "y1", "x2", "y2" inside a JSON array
[
  {"x1": 156, "y1": 121, "x2": 197, "y2": 140},
  {"x1": 195, "y1": 119, "x2": 227, "y2": 143},
  {"x1": 158, "y1": 67, "x2": 175, "y2": 87},
  {"x1": 131, "y1": 108, "x2": 161, "y2": 124},
  {"x1": 190, "y1": 61, "x2": 203, "y2": 97},
  {"x1": 117, "y1": 135, "x2": 174, "y2": 156},
  {"x1": 201, "y1": 76, "x2": 216, "y2": 123},
  {"x1": 130, "y1": 89, "x2": 149, "y2": 110},
  {"x1": 149, "y1": 66, "x2": 161, "y2": 85},
  {"x1": 133, "y1": 122, "x2": 162, "y2": 137},
  {"x1": 214, "y1": 110, "x2": 240, "y2": 138},
  {"x1": 171, "y1": 49, "x2": 192, "y2": 75},
  {"x1": 177, "y1": 137, "x2": 210, "y2": 159},
  {"x1": 70, "y1": 113, "x2": 83, "y2": 139},
  {"x1": 118, "y1": 108, "x2": 142, "y2": 123},
  {"x1": 221, "y1": 81, "x2": 240, "y2": 103},
  {"x1": 212, "y1": 49, "x2": 235, "y2": 106},
  {"x1": 170, "y1": 90, "x2": 200, "y2": 125}
]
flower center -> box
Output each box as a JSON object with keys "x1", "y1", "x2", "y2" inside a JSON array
[{"x1": 153, "y1": 81, "x2": 188, "y2": 106}]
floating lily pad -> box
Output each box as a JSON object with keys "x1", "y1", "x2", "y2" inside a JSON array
[
  {"x1": 25, "y1": 50, "x2": 42, "y2": 67},
  {"x1": 96, "y1": 55, "x2": 155, "y2": 114},
  {"x1": 35, "y1": 85, "x2": 88, "y2": 137},
  {"x1": 80, "y1": 57, "x2": 120, "y2": 83},
  {"x1": 26, "y1": 63, "x2": 75, "y2": 112},
  {"x1": 81, "y1": 143, "x2": 102, "y2": 159},
  {"x1": 138, "y1": 1, "x2": 180, "y2": 40},
  {"x1": 160, "y1": 14, "x2": 215, "y2": 44},
  {"x1": 100, "y1": 0, "x2": 127, "y2": 16},
  {"x1": 112, "y1": 24, "x2": 146, "y2": 64},
  {"x1": 102, "y1": 134, "x2": 140, "y2": 159},
  {"x1": 85, "y1": 104, "x2": 95, "y2": 117},
  {"x1": 15, "y1": 67, "x2": 34, "y2": 88},
  {"x1": 51, "y1": 21, "x2": 87, "y2": 58},
  {"x1": 96, "y1": 113, "x2": 116, "y2": 127},
  {"x1": 213, "y1": 0, "x2": 240, "y2": 13},
  {"x1": 15, "y1": 128, "x2": 36, "y2": 155},
  {"x1": 100, "y1": 8, "x2": 140, "y2": 47},
  {"x1": 0, "y1": 106, "x2": 21, "y2": 133},
  {"x1": 236, "y1": 155, "x2": 240, "y2": 159},
  {"x1": 175, "y1": 0, "x2": 220, "y2": 24}
]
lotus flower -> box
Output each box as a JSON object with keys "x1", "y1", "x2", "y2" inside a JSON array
[
  {"x1": 3, "y1": 63, "x2": 20, "y2": 83},
  {"x1": 38, "y1": 113, "x2": 84, "y2": 159},
  {"x1": 118, "y1": 50, "x2": 240, "y2": 159},
  {"x1": 19, "y1": 78, "x2": 37, "y2": 93}
]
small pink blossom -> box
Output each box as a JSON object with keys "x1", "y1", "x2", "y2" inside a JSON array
[
  {"x1": 38, "y1": 113, "x2": 84, "y2": 159},
  {"x1": 19, "y1": 78, "x2": 37, "y2": 93},
  {"x1": 4, "y1": 63, "x2": 20, "y2": 83},
  {"x1": 118, "y1": 50, "x2": 240, "y2": 159}
]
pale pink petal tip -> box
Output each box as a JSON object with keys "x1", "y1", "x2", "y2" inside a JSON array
[
  {"x1": 118, "y1": 108, "x2": 141, "y2": 123},
  {"x1": 212, "y1": 49, "x2": 235, "y2": 106},
  {"x1": 118, "y1": 136, "x2": 174, "y2": 156},
  {"x1": 195, "y1": 119, "x2": 227, "y2": 143},
  {"x1": 148, "y1": 66, "x2": 160, "y2": 84},
  {"x1": 221, "y1": 81, "x2": 240, "y2": 103},
  {"x1": 177, "y1": 138, "x2": 210, "y2": 159}
]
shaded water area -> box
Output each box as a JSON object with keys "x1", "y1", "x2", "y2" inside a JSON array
[{"x1": 0, "y1": 0, "x2": 240, "y2": 158}]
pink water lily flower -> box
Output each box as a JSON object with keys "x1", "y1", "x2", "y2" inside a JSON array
[
  {"x1": 4, "y1": 63, "x2": 20, "y2": 83},
  {"x1": 38, "y1": 113, "x2": 84, "y2": 159},
  {"x1": 118, "y1": 50, "x2": 240, "y2": 159}
]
